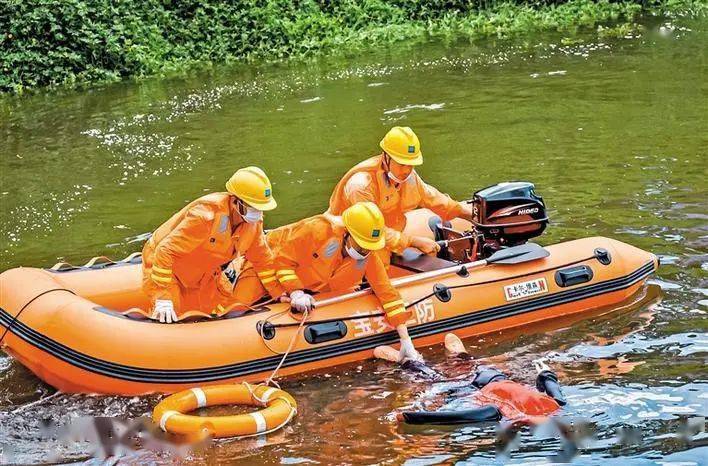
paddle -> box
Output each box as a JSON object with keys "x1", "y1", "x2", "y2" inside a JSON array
[
  {"x1": 482, "y1": 242, "x2": 550, "y2": 265},
  {"x1": 401, "y1": 240, "x2": 549, "y2": 264}
]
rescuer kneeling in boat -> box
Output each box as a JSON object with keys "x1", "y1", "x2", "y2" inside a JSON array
[
  {"x1": 375, "y1": 334, "x2": 566, "y2": 427},
  {"x1": 328, "y1": 126, "x2": 474, "y2": 257},
  {"x1": 142, "y1": 167, "x2": 283, "y2": 323},
  {"x1": 269, "y1": 202, "x2": 423, "y2": 362}
]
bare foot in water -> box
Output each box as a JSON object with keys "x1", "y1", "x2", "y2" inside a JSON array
[
  {"x1": 444, "y1": 333, "x2": 469, "y2": 356},
  {"x1": 373, "y1": 345, "x2": 400, "y2": 362}
]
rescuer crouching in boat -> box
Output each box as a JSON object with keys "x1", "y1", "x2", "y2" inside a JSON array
[
  {"x1": 141, "y1": 167, "x2": 284, "y2": 323},
  {"x1": 375, "y1": 334, "x2": 566, "y2": 427},
  {"x1": 327, "y1": 126, "x2": 474, "y2": 258},
  {"x1": 267, "y1": 202, "x2": 423, "y2": 362}
]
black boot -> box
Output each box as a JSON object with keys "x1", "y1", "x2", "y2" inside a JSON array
[
  {"x1": 536, "y1": 370, "x2": 566, "y2": 406},
  {"x1": 400, "y1": 405, "x2": 502, "y2": 425}
]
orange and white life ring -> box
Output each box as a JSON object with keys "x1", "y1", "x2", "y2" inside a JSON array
[{"x1": 152, "y1": 383, "x2": 297, "y2": 438}]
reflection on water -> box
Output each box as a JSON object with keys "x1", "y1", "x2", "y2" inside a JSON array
[{"x1": 1, "y1": 12, "x2": 707, "y2": 465}]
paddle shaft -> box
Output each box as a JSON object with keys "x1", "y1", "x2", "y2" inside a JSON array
[
  {"x1": 315, "y1": 243, "x2": 545, "y2": 308},
  {"x1": 314, "y1": 258, "x2": 489, "y2": 308}
]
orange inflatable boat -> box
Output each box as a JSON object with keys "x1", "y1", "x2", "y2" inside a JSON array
[{"x1": 0, "y1": 185, "x2": 658, "y2": 396}]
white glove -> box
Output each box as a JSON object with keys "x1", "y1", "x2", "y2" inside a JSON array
[
  {"x1": 153, "y1": 299, "x2": 178, "y2": 323},
  {"x1": 398, "y1": 337, "x2": 423, "y2": 363},
  {"x1": 290, "y1": 290, "x2": 315, "y2": 313}
]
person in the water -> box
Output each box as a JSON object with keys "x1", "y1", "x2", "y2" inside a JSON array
[{"x1": 374, "y1": 333, "x2": 567, "y2": 426}]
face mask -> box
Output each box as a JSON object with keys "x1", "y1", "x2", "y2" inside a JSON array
[
  {"x1": 243, "y1": 206, "x2": 263, "y2": 223},
  {"x1": 387, "y1": 171, "x2": 412, "y2": 184},
  {"x1": 345, "y1": 243, "x2": 369, "y2": 261}
]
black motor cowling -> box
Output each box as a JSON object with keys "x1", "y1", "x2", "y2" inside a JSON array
[{"x1": 471, "y1": 182, "x2": 548, "y2": 245}]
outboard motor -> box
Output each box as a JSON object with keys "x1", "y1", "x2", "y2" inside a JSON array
[
  {"x1": 470, "y1": 182, "x2": 548, "y2": 258},
  {"x1": 435, "y1": 182, "x2": 549, "y2": 261},
  {"x1": 472, "y1": 182, "x2": 548, "y2": 244}
]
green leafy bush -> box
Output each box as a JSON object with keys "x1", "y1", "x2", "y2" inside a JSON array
[{"x1": 0, "y1": 0, "x2": 702, "y2": 93}]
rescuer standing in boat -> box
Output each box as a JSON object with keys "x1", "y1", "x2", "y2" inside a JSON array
[
  {"x1": 328, "y1": 126, "x2": 474, "y2": 256},
  {"x1": 142, "y1": 167, "x2": 283, "y2": 323},
  {"x1": 268, "y1": 202, "x2": 423, "y2": 362}
]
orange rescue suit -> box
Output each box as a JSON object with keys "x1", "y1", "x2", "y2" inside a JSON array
[
  {"x1": 267, "y1": 214, "x2": 412, "y2": 327},
  {"x1": 142, "y1": 193, "x2": 283, "y2": 316},
  {"x1": 328, "y1": 155, "x2": 465, "y2": 252}
]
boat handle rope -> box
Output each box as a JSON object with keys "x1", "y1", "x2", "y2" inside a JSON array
[
  {"x1": 0, "y1": 288, "x2": 75, "y2": 345},
  {"x1": 257, "y1": 308, "x2": 311, "y2": 388},
  {"x1": 258, "y1": 253, "x2": 600, "y2": 331},
  {"x1": 260, "y1": 311, "x2": 386, "y2": 330},
  {"x1": 402, "y1": 253, "x2": 600, "y2": 309}
]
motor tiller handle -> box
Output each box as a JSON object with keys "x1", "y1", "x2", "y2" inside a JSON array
[{"x1": 436, "y1": 235, "x2": 475, "y2": 248}]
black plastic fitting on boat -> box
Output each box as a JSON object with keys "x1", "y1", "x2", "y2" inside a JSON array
[
  {"x1": 433, "y1": 283, "x2": 452, "y2": 302},
  {"x1": 304, "y1": 321, "x2": 347, "y2": 344},
  {"x1": 555, "y1": 265, "x2": 594, "y2": 287},
  {"x1": 594, "y1": 247, "x2": 612, "y2": 265},
  {"x1": 257, "y1": 321, "x2": 276, "y2": 340}
]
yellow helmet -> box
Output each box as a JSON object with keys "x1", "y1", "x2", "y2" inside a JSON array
[
  {"x1": 342, "y1": 202, "x2": 386, "y2": 251},
  {"x1": 225, "y1": 166, "x2": 277, "y2": 211},
  {"x1": 379, "y1": 126, "x2": 423, "y2": 166}
]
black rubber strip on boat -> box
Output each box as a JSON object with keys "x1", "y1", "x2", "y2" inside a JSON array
[{"x1": 0, "y1": 261, "x2": 655, "y2": 384}]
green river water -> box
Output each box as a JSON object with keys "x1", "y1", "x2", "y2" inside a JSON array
[{"x1": 1, "y1": 13, "x2": 707, "y2": 465}]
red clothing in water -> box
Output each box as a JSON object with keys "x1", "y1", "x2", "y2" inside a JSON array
[{"x1": 475, "y1": 380, "x2": 560, "y2": 424}]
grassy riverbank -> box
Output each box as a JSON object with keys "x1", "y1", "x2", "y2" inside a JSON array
[{"x1": 1, "y1": 0, "x2": 704, "y2": 93}]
